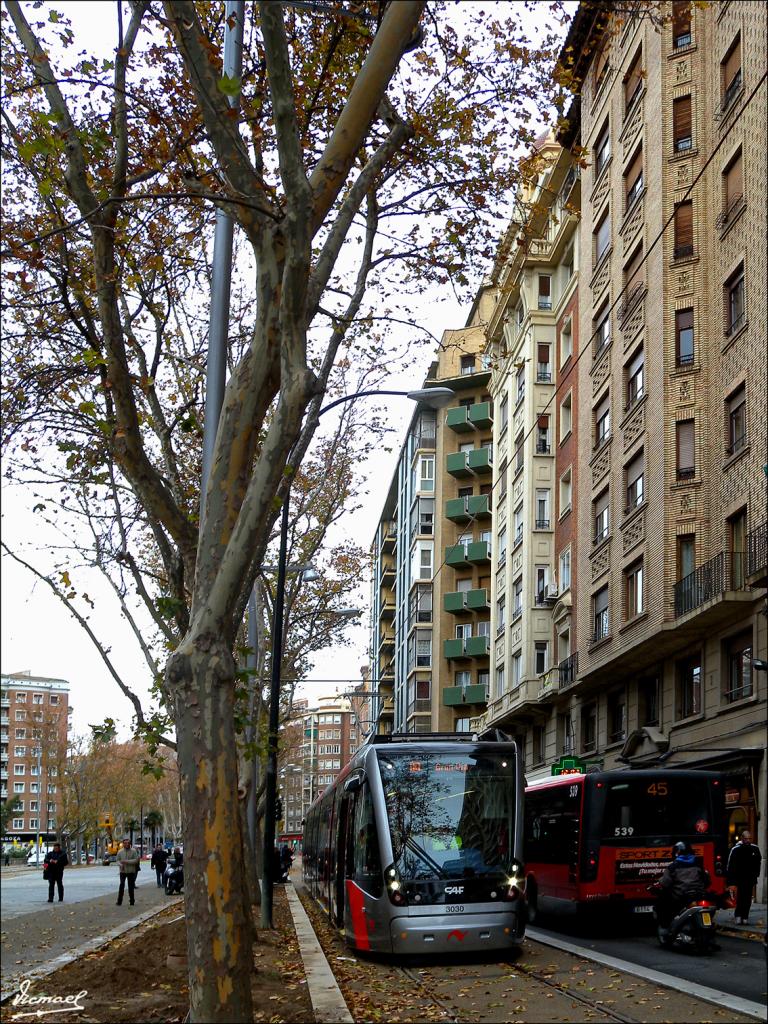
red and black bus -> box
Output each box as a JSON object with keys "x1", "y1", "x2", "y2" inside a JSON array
[{"x1": 524, "y1": 769, "x2": 727, "y2": 918}]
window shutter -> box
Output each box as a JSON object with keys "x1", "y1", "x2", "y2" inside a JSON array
[
  {"x1": 624, "y1": 50, "x2": 642, "y2": 108},
  {"x1": 594, "y1": 586, "x2": 609, "y2": 614},
  {"x1": 625, "y1": 146, "x2": 643, "y2": 196},
  {"x1": 595, "y1": 489, "x2": 609, "y2": 517},
  {"x1": 537, "y1": 414, "x2": 549, "y2": 429},
  {"x1": 725, "y1": 151, "x2": 743, "y2": 208},
  {"x1": 538, "y1": 276, "x2": 551, "y2": 297},
  {"x1": 728, "y1": 386, "x2": 745, "y2": 417},
  {"x1": 677, "y1": 420, "x2": 695, "y2": 470},
  {"x1": 625, "y1": 244, "x2": 644, "y2": 291},
  {"x1": 627, "y1": 452, "x2": 644, "y2": 485},
  {"x1": 596, "y1": 214, "x2": 610, "y2": 258},
  {"x1": 673, "y1": 96, "x2": 692, "y2": 143},
  {"x1": 674, "y1": 202, "x2": 693, "y2": 250},
  {"x1": 724, "y1": 37, "x2": 741, "y2": 88},
  {"x1": 676, "y1": 308, "x2": 694, "y2": 336},
  {"x1": 628, "y1": 347, "x2": 644, "y2": 378},
  {"x1": 537, "y1": 344, "x2": 550, "y2": 365},
  {"x1": 595, "y1": 393, "x2": 610, "y2": 424}
]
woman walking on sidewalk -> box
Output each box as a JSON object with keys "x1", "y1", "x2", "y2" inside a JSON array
[{"x1": 43, "y1": 843, "x2": 68, "y2": 903}]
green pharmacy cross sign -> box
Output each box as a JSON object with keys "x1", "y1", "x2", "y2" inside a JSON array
[{"x1": 551, "y1": 755, "x2": 588, "y2": 776}]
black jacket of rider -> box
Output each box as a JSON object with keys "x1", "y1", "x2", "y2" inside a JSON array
[{"x1": 658, "y1": 856, "x2": 710, "y2": 904}]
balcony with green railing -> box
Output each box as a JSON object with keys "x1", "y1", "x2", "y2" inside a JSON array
[
  {"x1": 445, "y1": 406, "x2": 473, "y2": 433},
  {"x1": 466, "y1": 540, "x2": 491, "y2": 564},
  {"x1": 444, "y1": 494, "x2": 491, "y2": 524},
  {"x1": 468, "y1": 401, "x2": 493, "y2": 430},
  {"x1": 445, "y1": 544, "x2": 471, "y2": 567},
  {"x1": 444, "y1": 588, "x2": 489, "y2": 614},
  {"x1": 444, "y1": 635, "x2": 490, "y2": 660},
  {"x1": 467, "y1": 447, "x2": 493, "y2": 475},
  {"x1": 446, "y1": 451, "x2": 473, "y2": 478},
  {"x1": 443, "y1": 684, "x2": 488, "y2": 707}
]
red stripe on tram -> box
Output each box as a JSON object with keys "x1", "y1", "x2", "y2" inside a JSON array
[{"x1": 345, "y1": 880, "x2": 371, "y2": 950}]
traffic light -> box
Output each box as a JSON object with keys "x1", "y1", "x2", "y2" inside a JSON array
[{"x1": 275, "y1": 797, "x2": 283, "y2": 821}]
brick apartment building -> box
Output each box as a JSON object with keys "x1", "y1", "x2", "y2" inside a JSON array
[{"x1": 1, "y1": 671, "x2": 72, "y2": 845}]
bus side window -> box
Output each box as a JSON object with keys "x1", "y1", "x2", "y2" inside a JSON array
[{"x1": 352, "y1": 781, "x2": 383, "y2": 897}]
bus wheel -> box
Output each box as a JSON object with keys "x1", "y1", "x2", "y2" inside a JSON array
[{"x1": 526, "y1": 880, "x2": 538, "y2": 924}]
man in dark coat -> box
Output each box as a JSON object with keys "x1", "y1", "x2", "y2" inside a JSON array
[
  {"x1": 727, "y1": 830, "x2": 762, "y2": 924},
  {"x1": 44, "y1": 843, "x2": 69, "y2": 903},
  {"x1": 150, "y1": 843, "x2": 169, "y2": 887}
]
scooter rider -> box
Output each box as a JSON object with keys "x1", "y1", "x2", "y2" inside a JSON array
[{"x1": 652, "y1": 841, "x2": 710, "y2": 933}]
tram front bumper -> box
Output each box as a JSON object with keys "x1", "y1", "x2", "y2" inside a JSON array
[{"x1": 390, "y1": 908, "x2": 525, "y2": 953}]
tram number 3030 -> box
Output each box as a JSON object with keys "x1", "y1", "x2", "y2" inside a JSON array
[{"x1": 446, "y1": 904, "x2": 465, "y2": 913}]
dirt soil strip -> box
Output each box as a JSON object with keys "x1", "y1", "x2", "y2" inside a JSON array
[
  {"x1": 1, "y1": 888, "x2": 314, "y2": 1024},
  {"x1": 295, "y1": 884, "x2": 758, "y2": 1024}
]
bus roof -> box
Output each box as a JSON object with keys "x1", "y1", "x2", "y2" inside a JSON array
[{"x1": 525, "y1": 767, "x2": 725, "y2": 792}]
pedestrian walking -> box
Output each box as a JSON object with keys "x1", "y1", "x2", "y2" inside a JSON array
[
  {"x1": 43, "y1": 843, "x2": 69, "y2": 903},
  {"x1": 727, "y1": 829, "x2": 762, "y2": 924},
  {"x1": 115, "y1": 838, "x2": 140, "y2": 906},
  {"x1": 151, "y1": 843, "x2": 169, "y2": 887}
]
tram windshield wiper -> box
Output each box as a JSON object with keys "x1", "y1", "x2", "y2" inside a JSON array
[{"x1": 404, "y1": 836, "x2": 447, "y2": 879}]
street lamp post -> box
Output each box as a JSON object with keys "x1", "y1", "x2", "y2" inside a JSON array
[{"x1": 260, "y1": 385, "x2": 454, "y2": 927}]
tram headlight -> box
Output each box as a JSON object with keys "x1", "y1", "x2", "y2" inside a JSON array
[{"x1": 385, "y1": 863, "x2": 406, "y2": 906}]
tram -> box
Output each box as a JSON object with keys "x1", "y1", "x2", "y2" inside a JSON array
[{"x1": 302, "y1": 732, "x2": 527, "y2": 954}]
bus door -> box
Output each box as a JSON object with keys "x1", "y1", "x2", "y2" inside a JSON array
[{"x1": 333, "y1": 778, "x2": 358, "y2": 927}]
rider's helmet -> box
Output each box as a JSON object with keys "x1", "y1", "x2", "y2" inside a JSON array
[{"x1": 673, "y1": 841, "x2": 689, "y2": 856}]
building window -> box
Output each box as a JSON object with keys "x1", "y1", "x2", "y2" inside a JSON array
[
  {"x1": 558, "y1": 712, "x2": 574, "y2": 756},
  {"x1": 721, "y1": 34, "x2": 742, "y2": 113},
  {"x1": 535, "y1": 489, "x2": 550, "y2": 529},
  {"x1": 622, "y1": 243, "x2": 645, "y2": 312},
  {"x1": 14, "y1": 765, "x2": 25, "y2": 775},
  {"x1": 624, "y1": 46, "x2": 643, "y2": 113},
  {"x1": 496, "y1": 595, "x2": 506, "y2": 633},
  {"x1": 15, "y1": 711, "x2": 26, "y2": 721},
  {"x1": 581, "y1": 703, "x2": 597, "y2": 752},
  {"x1": 592, "y1": 584, "x2": 609, "y2": 642},
  {"x1": 15, "y1": 729, "x2": 26, "y2": 739},
  {"x1": 14, "y1": 746, "x2": 26, "y2": 757},
  {"x1": 535, "y1": 642, "x2": 549, "y2": 675},
  {"x1": 29, "y1": 818, "x2": 39, "y2": 829},
  {"x1": 594, "y1": 393, "x2": 610, "y2": 448},
  {"x1": 12, "y1": 819, "x2": 24, "y2": 830},
  {"x1": 460, "y1": 354, "x2": 475, "y2": 376},
  {"x1": 594, "y1": 209, "x2": 610, "y2": 265},
  {"x1": 675, "y1": 308, "x2": 694, "y2": 366},
  {"x1": 419, "y1": 455, "x2": 435, "y2": 492},
  {"x1": 678, "y1": 533, "x2": 696, "y2": 582},
  {"x1": 594, "y1": 306, "x2": 610, "y2": 356},
  {"x1": 559, "y1": 469, "x2": 572, "y2": 517},
  {"x1": 625, "y1": 347, "x2": 644, "y2": 409},
  {"x1": 625, "y1": 451, "x2": 644, "y2": 512},
  {"x1": 536, "y1": 414, "x2": 550, "y2": 453},
  {"x1": 560, "y1": 392, "x2": 572, "y2": 440},
  {"x1": 500, "y1": 394, "x2": 508, "y2": 432},
  {"x1": 676, "y1": 654, "x2": 701, "y2": 719},
  {"x1": 725, "y1": 263, "x2": 745, "y2": 336},
  {"x1": 455, "y1": 670, "x2": 471, "y2": 689},
  {"x1": 560, "y1": 315, "x2": 573, "y2": 364},
  {"x1": 513, "y1": 577, "x2": 523, "y2": 618},
  {"x1": 639, "y1": 676, "x2": 659, "y2": 727},
  {"x1": 498, "y1": 526, "x2": 507, "y2": 565},
  {"x1": 418, "y1": 546, "x2": 433, "y2": 580},
  {"x1": 608, "y1": 690, "x2": 626, "y2": 743},
  {"x1": 514, "y1": 433, "x2": 524, "y2": 475},
  {"x1": 49, "y1": 695, "x2": 59, "y2": 705},
  {"x1": 624, "y1": 145, "x2": 643, "y2": 211},
  {"x1": 13, "y1": 782, "x2": 25, "y2": 793},
  {"x1": 511, "y1": 650, "x2": 522, "y2": 687},
  {"x1": 594, "y1": 489, "x2": 609, "y2": 545},
  {"x1": 538, "y1": 275, "x2": 552, "y2": 310},
  {"x1": 720, "y1": 148, "x2": 744, "y2": 227},
  {"x1": 516, "y1": 364, "x2": 525, "y2": 404},
  {"x1": 625, "y1": 559, "x2": 644, "y2": 619},
  {"x1": 495, "y1": 666, "x2": 505, "y2": 696},
  {"x1": 673, "y1": 94, "x2": 692, "y2": 152},
  {"x1": 724, "y1": 631, "x2": 752, "y2": 703},
  {"x1": 729, "y1": 507, "x2": 747, "y2": 590},
  {"x1": 415, "y1": 630, "x2": 431, "y2": 667},
  {"x1": 672, "y1": 0, "x2": 692, "y2": 48},
  {"x1": 726, "y1": 384, "x2": 747, "y2": 456},
  {"x1": 676, "y1": 419, "x2": 695, "y2": 479},
  {"x1": 594, "y1": 119, "x2": 610, "y2": 176},
  {"x1": 559, "y1": 547, "x2": 571, "y2": 591},
  {"x1": 536, "y1": 344, "x2": 551, "y2": 382},
  {"x1": 673, "y1": 201, "x2": 693, "y2": 259},
  {"x1": 535, "y1": 566, "x2": 550, "y2": 604}
]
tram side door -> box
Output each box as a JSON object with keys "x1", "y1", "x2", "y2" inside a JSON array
[{"x1": 333, "y1": 783, "x2": 358, "y2": 927}]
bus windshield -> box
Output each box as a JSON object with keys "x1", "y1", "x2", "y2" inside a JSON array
[
  {"x1": 377, "y1": 751, "x2": 517, "y2": 881},
  {"x1": 599, "y1": 776, "x2": 715, "y2": 841}
]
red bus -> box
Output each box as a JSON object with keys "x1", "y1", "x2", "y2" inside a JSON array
[{"x1": 524, "y1": 769, "x2": 727, "y2": 919}]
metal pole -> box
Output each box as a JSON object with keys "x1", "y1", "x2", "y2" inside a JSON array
[
  {"x1": 199, "y1": 0, "x2": 245, "y2": 523},
  {"x1": 261, "y1": 486, "x2": 291, "y2": 928},
  {"x1": 35, "y1": 746, "x2": 41, "y2": 856},
  {"x1": 246, "y1": 588, "x2": 259, "y2": 858}
]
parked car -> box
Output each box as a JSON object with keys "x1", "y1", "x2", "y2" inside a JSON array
[{"x1": 26, "y1": 850, "x2": 46, "y2": 867}]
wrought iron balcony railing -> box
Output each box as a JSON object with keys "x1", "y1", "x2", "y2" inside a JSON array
[{"x1": 674, "y1": 550, "x2": 747, "y2": 617}]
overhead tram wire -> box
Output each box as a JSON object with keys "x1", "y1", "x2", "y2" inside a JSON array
[{"x1": 425, "y1": 67, "x2": 768, "y2": 598}]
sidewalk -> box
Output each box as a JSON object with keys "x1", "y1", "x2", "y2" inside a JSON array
[{"x1": 718, "y1": 900, "x2": 766, "y2": 938}]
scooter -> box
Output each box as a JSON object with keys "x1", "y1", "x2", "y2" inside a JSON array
[
  {"x1": 650, "y1": 888, "x2": 719, "y2": 953},
  {"x1": 163, "y1": 861, "x2": 184, "y2": 895}
]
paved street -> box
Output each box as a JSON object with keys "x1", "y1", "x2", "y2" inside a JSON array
[{"x1": 1, "y1": 864, "x2": 134, "y2": 920}]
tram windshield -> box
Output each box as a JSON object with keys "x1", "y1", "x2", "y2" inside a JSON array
[{"x1": 377, "y1": 751, "x2": 518, "y2": 881}]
